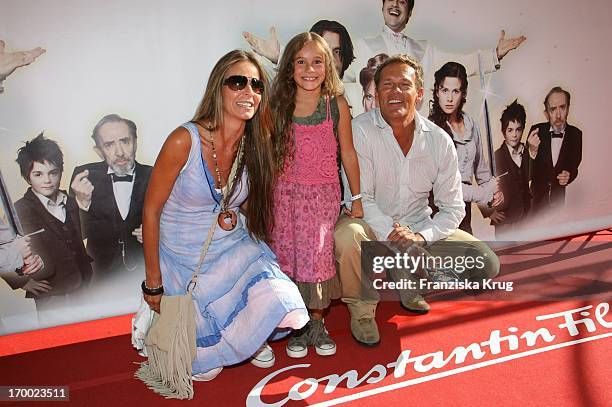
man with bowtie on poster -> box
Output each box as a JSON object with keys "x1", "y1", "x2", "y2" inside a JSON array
[
  {"x1": 527, "y1": 87, "x2": 582, "y2": 214},
  {"x1": 70, "y1": 114, "x2": 152, "y2": 283}
]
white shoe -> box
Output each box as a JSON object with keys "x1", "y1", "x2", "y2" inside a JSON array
[
  {"x1": 250, "y1": 342, "x2": 275, "y2": 368},
  {"x1": 192, "y1": 367, "x2": 223, "y2": 381}
]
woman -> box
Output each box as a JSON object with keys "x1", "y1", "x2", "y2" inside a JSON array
[
  {"x1": 429, "y1": 61, "x2": 502, "y2": 234},
  {"x1": 141, "y1": 50, "x2": 308, "y2": 381},
  {"x1": 359, "y1": 53, "x2": 389, "y2": 112}
]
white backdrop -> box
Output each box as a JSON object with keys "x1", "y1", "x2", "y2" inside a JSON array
[{"x1": 1, "y1": 0, "x2": 611, "y2": 332}]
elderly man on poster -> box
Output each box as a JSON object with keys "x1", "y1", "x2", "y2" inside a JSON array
[
  {"x1": 70, "y1": 115, "x2": 152, "y2": 284},
  {"x1": 526, "y1": 87, "x2": 582, "y2": 214},
  {"x1": 335, "y1": 55, "x2": 499, "y2": 347}
]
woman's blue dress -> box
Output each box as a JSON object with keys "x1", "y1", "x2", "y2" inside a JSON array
[{"x1": 159, "y1": 123, "x2": 308, "y2": 374}]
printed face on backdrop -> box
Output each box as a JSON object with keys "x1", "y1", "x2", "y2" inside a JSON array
[
  {"x1": 504, "y1": 120, "x2": 524, "y2": 149},
  {"x1": 293, "y1": 41, "x2": 326, "y2": 93},
  {"x1": 377, "y1": 62, "x2": 423, "y2": 123},
  {"x1": 94, "y1": 121, "x2": 137, "y2": 176},
  {"x1": 545, "y1": 91, "x2": 569, "y2": 133},
  {"x1": 28, "y1": 161, "x2": 61, "y2": 200},
  {"x1": 320, "y1": 31, "x2": 342, "y2": 77},
  {"x1": 437, "y1": 77, "x2": 463, "y2": 116},
  {"x1": 382, "y1": 0, "x2": 411, "y2": 32},
  {"x1": 363, "y1": 80, "x2": 377, "y2": 112},
  {"x1": 221, "y1": 60, "x2": 262, "y2": 123}
]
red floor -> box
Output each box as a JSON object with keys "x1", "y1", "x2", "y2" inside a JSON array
[{"x1": 0, "y1": 230, "x2": 610, "y2": 406}]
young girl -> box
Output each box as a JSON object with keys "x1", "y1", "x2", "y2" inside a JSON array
[
  {"x1": 428, "y1": 61, "x2": 502, "y2": 234},
  {"x1": 270, "y1": 32, "x2": 363, "y2": 358}
]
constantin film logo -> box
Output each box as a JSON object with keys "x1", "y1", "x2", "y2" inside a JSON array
[{"x1": 247, "y1": 302, "x2": 611, "y2": 406}]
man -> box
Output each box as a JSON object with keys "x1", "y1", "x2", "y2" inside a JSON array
[
  {"x1": 491, "y1": 100, "x2": 531, "y2": 238},
  {"x1": 70, "y1": 114, "x2": 152, "y2": 283},
  {"x1": 334, "y1": 55, "x2": 499, "y2": 346},
  {"x1": 351, "y1": 0, "x2": 526, "y2": 115},
  {"x1": 526, "y1": 87, "x2": 582, "y2": 214}
]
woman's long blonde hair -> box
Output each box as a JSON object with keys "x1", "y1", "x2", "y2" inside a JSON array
[{"x1": 193, "y1": 50, "x2": 275, "y2": 242}]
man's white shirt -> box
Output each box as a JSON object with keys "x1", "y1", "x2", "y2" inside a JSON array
[
  {"x1": 107, "y1": 168, "x2": 135, "y2": 220},
  {"x1": 350, "y1": 109, "x2": 465, "y2": 243}
]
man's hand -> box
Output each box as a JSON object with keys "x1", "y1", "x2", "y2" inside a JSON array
[
  {"x1": 14, "y1": 237, "x2": 44, "y2": 275},
  {"x1": 14, "y1": 236, "x2": 32, "y2": 258},
  {"x1": 491, "y1": 190, "x2": 505, "y2": 207},
  {"x1": 0, "y1": 40, "x2": 45, "y2": 82},
  {"x1": 132, "y1": 224, "x2": 143, "y2": 244},
  {"x1": 557, "y1": 170, "x2": 571, "y2": 186},
  {"x1": 22, "y1": 253, "x2": 44, "y2": 275},
  {"x1": 71, "y1": 169, "x2": 94, "y2": 210},
  {"x1": 243, "y1": 27, "x2": 281, "y2": 65},
  {"x1": 387, "y1": 223, "x2": 424, "y2": 250},
  {"x1": 23, "y1": 279, "x2": 52, "y2": 296},
  {"x1": 526, "y1": 128, "x2": 540, "y2": 159},
  {"x1": 496, "y1": 30, "x2": 527, "y2": 60}
]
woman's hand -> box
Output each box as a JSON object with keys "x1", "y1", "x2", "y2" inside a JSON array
[{"x1": 144, "y1": 293, "x2": 161, "y2": 314}]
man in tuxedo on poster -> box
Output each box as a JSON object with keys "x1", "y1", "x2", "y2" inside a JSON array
[
  {"x1": 70, "y1": 114, "x2": 152, "y2": 285},
  {"x1": 526, "y1": 87, "x2": 582, "y2": 214}
]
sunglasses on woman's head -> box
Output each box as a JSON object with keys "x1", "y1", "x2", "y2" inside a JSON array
[{"x1": 223, "y1": 75, "x2": 265, "y2": 95}]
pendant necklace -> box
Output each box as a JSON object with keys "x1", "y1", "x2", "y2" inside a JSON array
[{"x1": 210, "y1": 132, "x2": 245, "y2": 231}]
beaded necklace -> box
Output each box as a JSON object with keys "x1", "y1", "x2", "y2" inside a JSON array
[{"x1": 209, "y1": 132, "x2": 245, "y2": 231}]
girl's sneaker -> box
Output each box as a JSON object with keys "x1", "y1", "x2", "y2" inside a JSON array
[
  {"x1": 310, "y1": 319, "x2": 336, "y2": 356},
  {"x1": 286, "y1": 321, "x2": 311, "y2": 358}
]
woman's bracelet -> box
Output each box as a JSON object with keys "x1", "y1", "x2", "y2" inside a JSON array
[{"x1": 141, "y1": 280, "x2": 164, "y2": 296}]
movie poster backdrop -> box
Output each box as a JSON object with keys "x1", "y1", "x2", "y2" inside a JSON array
[{"x1": 0, "y1": 0, "x2": 610, "y2": 334}]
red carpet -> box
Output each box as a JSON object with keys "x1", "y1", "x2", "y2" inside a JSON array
[{"x1": 0, "y1": 230, "x2": 610, "y2": 406}]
